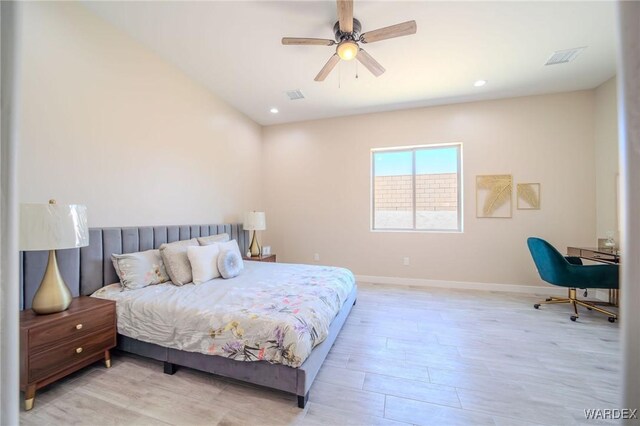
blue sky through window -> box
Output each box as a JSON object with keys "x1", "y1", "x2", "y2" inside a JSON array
[{"x1": 374, "y1": 146, "x2": 458, "y2": 176}]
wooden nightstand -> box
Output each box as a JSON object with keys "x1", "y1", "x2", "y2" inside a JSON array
[
  {"x1": 243, "y1": 254, "x2": 276, "y2": 262},
  {"x1": 20, "y1": 296, "x2": 116, "y2": 411}
]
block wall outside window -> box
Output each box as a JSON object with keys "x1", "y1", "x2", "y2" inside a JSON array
[{"x1": 371, "y1": 144, "x2": 462, "y2": 232}]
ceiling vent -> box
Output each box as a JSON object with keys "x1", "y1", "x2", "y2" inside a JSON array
[
  {"x1": 286, "y1": 89, "x2": 305, "y2": 100},
  {"x1": 545, "y1": 47, "x2": 587, "y2": 66}
]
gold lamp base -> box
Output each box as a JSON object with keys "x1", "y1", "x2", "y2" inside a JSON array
[
  {"x1": 32, "y1": 250, "x2": 72, "y2": 315},
  {"x1": 249, "y1": 231, "x2": 261, "y2": 257}
]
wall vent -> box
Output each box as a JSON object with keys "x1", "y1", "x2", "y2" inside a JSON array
[
  {"x1": 545, "y1": 47, "x2": 587, "y2": 66},
  {"x1": 286, "y1": 89, "x2": 305, "y2": 100}
]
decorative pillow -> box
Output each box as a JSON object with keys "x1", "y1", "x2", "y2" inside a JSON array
[
  {"x1": 197, "y1": 233, "x2": 230, "y2": 246},
  {"x1": 218, "y1": 248, "x2": 243, "y2": 279},
  {"x1": 159, "y1": 238, "x2": 199, "y2": 285},
  {"x1": 111, "y1": 249, "x2": 169, "y2": 291},
  {"x1": 217, "y1": 239, "x2": 243, "y2": 259},
  {"x1": 187, "y1": 244, "x2": 222, "y2": 284}
]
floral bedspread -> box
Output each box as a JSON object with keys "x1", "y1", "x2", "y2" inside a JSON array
[{"x1": 92, "y1": 261, "x2": 356, "y2": 367}]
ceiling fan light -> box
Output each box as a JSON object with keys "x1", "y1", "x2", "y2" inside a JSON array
[{"x1": 337, "y1": 41, "x2": 358, "y2": 61}]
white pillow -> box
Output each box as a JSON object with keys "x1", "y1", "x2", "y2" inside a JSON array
[
  {"x1": 187, "y1": 244, "x2": 222, "y2": 284},
  {"x1": 197, "y1": 233, "x2": 230, "y2": 246},
  {"x1": 217, "y1": 248, "x2": 243, "y2": 279}
]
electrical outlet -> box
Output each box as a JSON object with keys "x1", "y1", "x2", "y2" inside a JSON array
[
  {"x1": 403, "y1": 257, "x2": 410, "y2": 266},
  {"x1": 313, "y1": 253, "x2": 320, "y2": 262}
]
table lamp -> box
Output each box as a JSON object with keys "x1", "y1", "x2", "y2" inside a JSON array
[
  {"x1": 20, "y1": 200, "x2": 89, "y2": 314},
  {"x1": 244, "y1": 211, "x2": 266, "y2": 257}
]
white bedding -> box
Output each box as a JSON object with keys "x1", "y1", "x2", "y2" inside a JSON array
[{"x1": 91, "y1": 261, "x2": 356, "y2": 367}]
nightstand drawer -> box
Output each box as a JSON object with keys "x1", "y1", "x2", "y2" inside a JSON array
[
  {"x1": 29, "y1": 305, "x2": 114, "y2": 353},
  {"x1": 29, "y1": 328, "x2": 115, "y2": 383}
]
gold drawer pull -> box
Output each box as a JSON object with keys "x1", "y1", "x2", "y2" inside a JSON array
[
  {"x1": 76, "y1": 324, "x2": 83, "y2": 330},
  {"x1": 75, "y1": 347, "x2": 83, "y2": 354}
]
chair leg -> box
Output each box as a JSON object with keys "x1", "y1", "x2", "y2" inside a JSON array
[
  {"x1": 568, "y1": 289, "x2": 579, "y2": 321},
  {"x1": 540, "y1": 298, "x2": 571, "y2": 304},
  {"x1": 535, "y1": 288, "x2": 618, "y2": 323},
  {"x1": 533, "y1": 297, "x2": 570, "y2": 309},
  {"x1": 575, "y1": 300, "x2": 617, "y2": 321}
]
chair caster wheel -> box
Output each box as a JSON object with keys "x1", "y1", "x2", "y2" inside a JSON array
[
  {"x1": 608, "y1": 317, "x2": 616, "y2": 323},
  {"x1": 534, "y1": 304, "x2": 540, "y2": 309},
  {"x1": 545, "y1": 298, "x2": 552, "y2": 302},
  {"x1": 570, "y1": 315, "x2": 577, "y2": 322},
  {"x1": 587, "y1": 307, "x2": 593, "y2": 311}
]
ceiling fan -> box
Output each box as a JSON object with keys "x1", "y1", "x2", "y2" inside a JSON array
[{"x1": 281, "y1": 0, "x2": 417, "y2": 82}]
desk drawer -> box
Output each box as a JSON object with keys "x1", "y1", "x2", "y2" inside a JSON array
[
  {"x1": 29, "y1": 328, "x2": 115, "y2": 383},
  {"x1": 581, "y1": 250, "x2": 618, "y2": 263},
  {"x1": 29, "y1": 305, "x2": 114, "y2": 353}
]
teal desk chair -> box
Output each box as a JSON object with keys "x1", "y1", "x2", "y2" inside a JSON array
[{"x1": 527, "y1": 237, "x2": 619, "y2": 323}]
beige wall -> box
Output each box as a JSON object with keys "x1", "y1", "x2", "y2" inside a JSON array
[
  {"x1": 263, "y1": 91, "x2": 597, "y2": 286},
  {"x1": 17, "y1": 1, "x2": 612, "y2": 288},
  {"x1": 594, "y1": 77, "x2": 619, "y2": 241},
  {"x1": 18, "y1": 2, "x2": 262, "y2": 227}
]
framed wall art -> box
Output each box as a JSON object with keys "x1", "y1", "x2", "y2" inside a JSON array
[
  {"x1": 517, "y1": 183, "x2": 541, "y2": 210},
  {"x1": 476, "y1": 174, "x2": 512, "y2": 218}
]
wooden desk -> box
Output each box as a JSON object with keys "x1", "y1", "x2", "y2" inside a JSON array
[{"x1": 567, "y1": 246, "x2": 620, "y2": 305}]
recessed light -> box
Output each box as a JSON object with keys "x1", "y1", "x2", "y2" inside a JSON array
[
  {"x1": 270, "y1": 108, "x2": 279, "y2": 114},
  {"x1": 474, "y1": 80, "x2": 487, "y2": 87}
]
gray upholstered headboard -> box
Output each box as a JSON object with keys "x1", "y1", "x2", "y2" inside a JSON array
[{"x1": 20, "y1": 224, "x2": 249, "y2": 310}]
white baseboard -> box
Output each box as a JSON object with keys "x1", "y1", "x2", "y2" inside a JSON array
[{"x1": 354, "y1": 274, "x2": 569, "y2": 296}]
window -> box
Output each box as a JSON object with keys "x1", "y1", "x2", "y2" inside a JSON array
[{"x1": 371, "y1": 144, "x2": 462, "y2": 232}]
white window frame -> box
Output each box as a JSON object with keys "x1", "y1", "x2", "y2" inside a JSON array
[{"x1": 370, "y1": 143, "x2": 463, "y2": 233}]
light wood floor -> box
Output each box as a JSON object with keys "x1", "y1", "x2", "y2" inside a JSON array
[{"x1": 20, "y1": 283, "x2": 620, "y2": 426}]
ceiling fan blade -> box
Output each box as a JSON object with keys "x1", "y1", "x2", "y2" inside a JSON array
[
  {"x1": 282, "y1": 37, "x2": 335, "y2": 46},
  {"x1": 360, "y1": 20, "x2": 417, "y2": 44},
  {"x1": 356, "y1": 49, "x2": 385, "y2": 77},
  {"x1": 315, "y1": 54, "x2": 341, "y2": 82},
  {"x1": 337, "y1": 0, "x2": 354, "y2": 33}
]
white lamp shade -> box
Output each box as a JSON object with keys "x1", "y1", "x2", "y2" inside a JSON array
[
  {"x1": 20, "y1": 203, "x2": 89, "y2": 251},
  {"x1": 244, "y1": 211, "x2": 266, "y2": 231}
]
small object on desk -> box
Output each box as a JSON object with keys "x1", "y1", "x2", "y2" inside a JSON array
[
  {"x1": 243, "y1": 253, "x2": 276, "y2": 263},
  {"x1": 20, "y1": 296, "x2": 116, "y2": 411},
  {"x1": 604, "y1": 231, "x2": 616, "y2": 249}
]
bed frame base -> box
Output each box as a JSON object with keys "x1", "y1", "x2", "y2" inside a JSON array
[
  {"x1": 163, "y1": 362, "x2": 177, "y2": 375},
  {"x1": 116, "y1": 287, "x2": 357, "y2": 408},
  {"x1": 297, "y1": 392, "x2": 309, "y2": 409}
]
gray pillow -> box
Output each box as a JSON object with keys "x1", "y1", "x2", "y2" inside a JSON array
[
  {"x1": 197, "y1": 233, "x2": 230, "y2": 246},
  {"x1": 217, "y1": 248, "x2": 243, "y2": 279},
  {"x1": 159, "y1": 238, "x2": 199, "y2": 285},
  {"x1": 112, "y1": 249, "x2": 169, "y2": 291}
]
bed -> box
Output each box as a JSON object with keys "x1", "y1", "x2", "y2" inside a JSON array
[{"x1": 20, "y1": 223, "x2": 357, "y2": 408}]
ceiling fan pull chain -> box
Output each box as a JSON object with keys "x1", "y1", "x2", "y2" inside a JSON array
[{"x1": 356, "y1": 60, "x2": 359, "y2": 79}]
